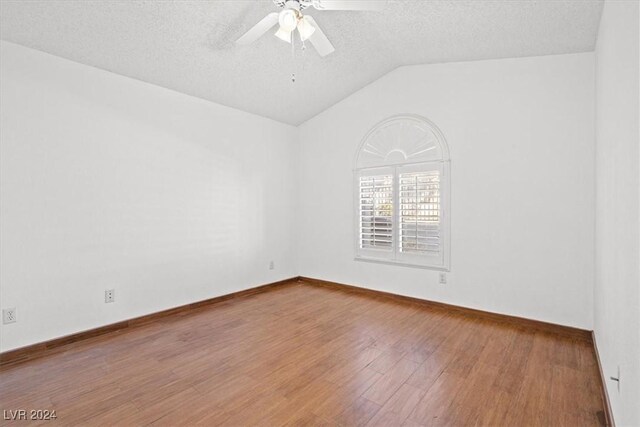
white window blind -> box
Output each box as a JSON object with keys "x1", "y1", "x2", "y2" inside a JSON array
[
  {"x1": 399, "y1": 170, "x2": 441, "y2": 255},
  {"x1": 359, "y1": 174, "x2": 393, "y2": 250}
]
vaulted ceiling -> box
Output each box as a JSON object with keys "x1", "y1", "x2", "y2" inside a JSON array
[{"x1": 0, "y1": 0, "x2": 603, "y2": 125}]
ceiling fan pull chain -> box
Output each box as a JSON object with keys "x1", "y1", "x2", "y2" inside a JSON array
[
  {"x1": 300, "y1": 35, "x2": 307, "y2": 77},
  {"x1": 292, "y1": 33, "x2": 296, "y2": 58},
  {"x1": 291, "y1": 33, "x2": 296, "y2": 83}
]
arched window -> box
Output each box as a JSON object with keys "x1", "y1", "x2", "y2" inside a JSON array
[{"x1": 354, "y1": 115, "x2": 450, "y2": 270}]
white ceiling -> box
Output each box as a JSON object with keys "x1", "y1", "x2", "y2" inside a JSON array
[{"x1": 0, "y1": 0, "x2": 603, "y2": 125}]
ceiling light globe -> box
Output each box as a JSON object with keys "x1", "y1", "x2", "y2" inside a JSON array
[
  {"x1": 274, "y1": 27, "x2": 292, "y2": 43},
  {"x1": 297, "y1": 16, "x2": 316, "y2": 41},
  {"x1": 279, "y1": 10, "x2": 298, "y2": 32}
]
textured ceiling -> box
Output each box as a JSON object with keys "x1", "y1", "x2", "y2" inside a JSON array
[{"x1": 0, "y1": 0, "x2": 603, "y2": 125}]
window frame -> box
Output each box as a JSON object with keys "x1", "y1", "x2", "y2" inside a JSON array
[{"x1": 354, "y1": 160, "x2": 449, "y2": 270}]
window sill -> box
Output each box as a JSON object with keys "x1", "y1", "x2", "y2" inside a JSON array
[{"x1": 354, "y1": 256, "x2": 450, "y2": 271}]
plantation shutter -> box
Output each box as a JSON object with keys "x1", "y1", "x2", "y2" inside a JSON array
[
  {"x1": 355, "y1": 162, "x2": 447, "y2": 268},
  {"x1": 358, "y1": 171, "x2": 393, "y2": 251},
  {"x1": 397, "y1": 164, "x2": 443, "y2": 265}
]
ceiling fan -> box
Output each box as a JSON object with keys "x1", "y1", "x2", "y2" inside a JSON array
[{"x1": 236, "y1": 0, "x2": 386, "y2": 57}]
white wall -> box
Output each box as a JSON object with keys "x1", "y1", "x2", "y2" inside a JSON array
[
  {"x1": 298, "y1": 53, "x2": 595, "y2": 329},
  {"x1": 0, "y1": 41, "x2": 298, "y2": 352},
  {"x1": 594, "y1": 1, "x2": 640, "y2": 425}
]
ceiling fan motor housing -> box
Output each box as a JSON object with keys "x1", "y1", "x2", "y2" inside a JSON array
[{"x1": 274, "y1": 0, "x2": 310, "y2": 11}]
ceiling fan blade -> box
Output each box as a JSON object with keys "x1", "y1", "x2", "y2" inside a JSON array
[
  {"x1": 236, "y1": 12, "x2": 279, "y2": 45},
  {"x1": 311, "y1": 0, "x2": 387, "y2": 11},
  {"x1": 304, "y1": 16, "x2": 335, "y2": 57}
]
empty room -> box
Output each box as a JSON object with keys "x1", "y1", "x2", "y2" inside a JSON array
[{"x1": 0, "y1": 0, "x2": 638, "y2": 425}]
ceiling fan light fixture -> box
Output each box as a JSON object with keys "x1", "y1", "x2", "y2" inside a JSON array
[
  {"x1": 278, "y1": 9, "x2": 298, "y2": 32},
  {"x1": 297, "y1": 16, "x2": 316, "y2": 41},
  {"x1": 274, "y1": 26, "x2": 292, "y2": 43}
]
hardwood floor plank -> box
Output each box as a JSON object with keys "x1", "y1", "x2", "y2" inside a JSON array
[
  {"x1": 366, "y1": 383, "x2": 425, "y2": 426},
  {"x1": 312, "y1": 368, "x2": 382, "y2": 420},
  {"x1": 408, "y1": 372, "x2": 465, "y2": 426},
  {"x1": 405, "y1": 354, "x2": 446, "y2": 391},
  {"x1": 491, "y1": 329, "x2": 534, "y2": 394},
  {"x1": 362, "y1": 357, "x2": 419, "y2": 405},
  {"x1": 445, "y1": 365, "x2": 502, "y2": 426},
  {"x1": 367, "y1": 349, "x2": 407, "y2": 374},
  {"x1": 331, "y1": 396, "x2": 381, "y2": 426}
]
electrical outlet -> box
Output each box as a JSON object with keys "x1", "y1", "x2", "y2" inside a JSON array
[
  {"x1": 439, "y1": 272, "x2": 447, "y2": 284},
  {"x1": 269, "y1": 261, "x2": 275, "y2": 270},
  {"x1": 105, "y1": 289, "x2": 115, "y2": 303},
  {"x1": 3, "y1": 308, "x2": 16, "y2": 324}
]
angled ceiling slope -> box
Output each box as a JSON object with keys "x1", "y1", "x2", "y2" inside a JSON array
[{"x1": 0, "y1": 0, "x2": 603, "y2": 125}]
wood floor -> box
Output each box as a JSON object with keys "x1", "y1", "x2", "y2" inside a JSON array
[{"x1": 0, "y1": 281, "x2": 605, "y2": 426}]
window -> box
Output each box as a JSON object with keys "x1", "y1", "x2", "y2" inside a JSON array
[{"x1": 354, "y1": 115, "x2": 450, "y2": 270}]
